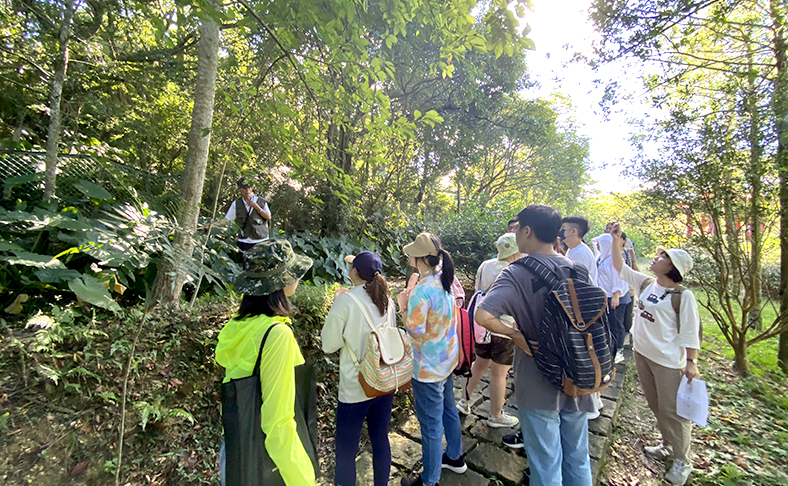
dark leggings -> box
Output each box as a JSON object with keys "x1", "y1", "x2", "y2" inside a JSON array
[
  {"x1": 609, "y1": 294, "x2": 631, "y2": 354},
  {"x1": 334, "y1": 394, "x2": 394, "y2": 486}
]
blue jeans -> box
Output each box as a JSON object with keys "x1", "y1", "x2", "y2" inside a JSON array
[
  {"x1": 334, "y1": 394, "x2": 394, "y2": 486},
  {"x1": 518, "y1": 407, "x2": 592, "y2": 486},
  {"x1": 412, "y1": 377, "x2": 464, "y2": 486}
]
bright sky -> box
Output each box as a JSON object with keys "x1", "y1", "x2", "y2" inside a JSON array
[{"x1": 520, "y1": 0, "x2": 660, "y2": 194}]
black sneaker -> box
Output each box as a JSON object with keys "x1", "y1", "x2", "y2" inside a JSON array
[
  {"x1": 502, "y1": 431, "x2": 524, "y2": 449},
  {"x1": 400, "y1": 475, "x2": 426, "y2": 486},
  {"x1": 441, "y1": 453, "x2": 467, "y2": 474}
]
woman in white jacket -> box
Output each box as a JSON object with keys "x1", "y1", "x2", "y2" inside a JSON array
[{"x1": 322, "y1": 251, "x2": 396, "y2": 486}]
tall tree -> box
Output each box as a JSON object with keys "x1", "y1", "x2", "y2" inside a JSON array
[
  {"x1": 591, "y1": 0, "x2": 788, "y2": 370},
  {"x1": 43, "y1": 0, "x2": 74, "y2": 200},
  {"x1": 151, "y1": 4, "x2": 220, "y2": 305}
]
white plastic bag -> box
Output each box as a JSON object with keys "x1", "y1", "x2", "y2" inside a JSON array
[{"x1": 676, "y1": 376, "x2": 708, "y2": 426}]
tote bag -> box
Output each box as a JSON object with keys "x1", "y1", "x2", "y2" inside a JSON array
[{"x1": 221, "y1": 324, "x2": 319, "y2": 486}]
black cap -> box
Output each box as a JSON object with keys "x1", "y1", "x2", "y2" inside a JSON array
[{"x1": 237, "y1": 178, "x2": 250, "y2": 189}]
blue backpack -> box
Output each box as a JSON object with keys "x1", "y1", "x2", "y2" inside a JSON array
[{"x1": 513, "y1": 256, "x2": 615, "y2": 397}]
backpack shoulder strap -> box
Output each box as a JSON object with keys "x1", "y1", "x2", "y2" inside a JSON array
[
  {"x1": 640, "y1": 277, "x2": 655, "y2": 296},
  {"x1": 346, "y1": 291, "x2": 380, "y2": 330},
  {"x1": 516, "y1": 256, "x2": 561, "y2": 288},
  {"x1": 669, "y1": 285, "x2": 687, "y2": 333},
  {"x1": 252, "y1": 323, "x2": 279, "y2": 379},
  {"x1": 569, "y1": 261, "x2": 589, "y2": 283},
  {"x1": 343, "y1": 291, "x2": 389, "y2": 367}
]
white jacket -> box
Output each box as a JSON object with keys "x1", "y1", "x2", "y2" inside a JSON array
[{"x1": 321, "y1": 285, "x2": 396, "y2": 403}]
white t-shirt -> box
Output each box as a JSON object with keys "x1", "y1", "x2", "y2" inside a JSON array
[
  {"x1": 618, "y1": 265, "x2": 701, "y2": 369},
  {"x1": 474, "y1": 258, "x2": 516, "y2": 339},
  {"x1": 566, "y1": 242, "x2": 598, "y2": 285},
  {"x1": 475, "y1": 258, "x2": 510, "y2": 293},
  {"x1": 224, "y1": 196, "x2": 270, "y2": 244},
  {"x1": 321, "y1": 286, "x2": 397, "y2": 403}
]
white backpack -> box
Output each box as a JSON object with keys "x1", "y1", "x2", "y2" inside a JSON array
[{"x1": 344, "y1": 293, "x2": 413, "y2": 397}]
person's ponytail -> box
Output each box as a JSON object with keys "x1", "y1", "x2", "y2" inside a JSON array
[
  {"x1": 363, "y1": 273, "x2": 390, "y2": 316},
  {"x1": 439, "y1": 249, "x2": 455, "y2": 294}
]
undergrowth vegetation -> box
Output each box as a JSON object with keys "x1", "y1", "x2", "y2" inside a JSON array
[{"x1": 0, "y1": 280, "x2": 415, "y2": 485}]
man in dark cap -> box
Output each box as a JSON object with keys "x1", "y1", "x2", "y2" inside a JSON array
[{"x1": 222, "y1": 177, "x2": 271, "y2": 251}]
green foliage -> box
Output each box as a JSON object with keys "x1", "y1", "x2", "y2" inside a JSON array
[
  {"x1": 290, "y1": 281, "x2": 340, "y2": 335},
  {"x1": 0, "y1": 198, "x2": 237, "y2": 313},
  {"x1": 135, "y1": 396, "x2": 195, "y2": 431},
  {"x1": 436, "y1": 198, "x2": 521, "y2": 279},
  {"x1": 280, "y1": 228, "x2": 413, "y2": 284}
]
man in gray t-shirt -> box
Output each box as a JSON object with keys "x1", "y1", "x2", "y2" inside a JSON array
[{"x1": 476, "y1": 205, "x2": 593, "y2": 486}]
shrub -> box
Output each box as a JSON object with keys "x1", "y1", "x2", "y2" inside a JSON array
[
  {"x1": 436, "y1": 200, "x2": 518, "y2": 280},
  {"x1": 290, "y1": 282, "x2": 340, "y2": 351}
]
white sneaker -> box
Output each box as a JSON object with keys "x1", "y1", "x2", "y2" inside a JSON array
[
  {"x1": 644, "y1": 443, "x2": 672, "y2": 461},
  {"x1": 593, "y1": 393, "x2": 604, "y2": 410},
  {"x1": 588, "y1": 409, "x2": 600, "y2": 420},
  {"x1": 665, "y1": 459, "x2": 693, "y2": 485},
  {"x1": 615, "y1": 350, "x2": 625, "y2": 364},
  {"x1": 487, "y1": 410, "x2": 519, "y2": 428},
  {"x1": 456, "y1": 398, "x2": 471, "y2": 415}
]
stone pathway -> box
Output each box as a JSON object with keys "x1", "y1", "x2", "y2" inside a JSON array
[{"x1": 356, "y1": 347, "x2": 633, "y2": 485}]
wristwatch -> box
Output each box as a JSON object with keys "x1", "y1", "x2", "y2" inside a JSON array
[{"x1": 687, "y1": 358, "x2": 697, "y2": 364}]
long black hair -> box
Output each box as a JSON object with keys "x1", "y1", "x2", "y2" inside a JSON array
[
  {"x1": 236, "y1": 290, "x2": 293, "y2": 319},
  {"x1": 416, "y1": 234, "x2": 455, "y2": 294},
  {"x1": 359, "y1": 272, "x2": 390, "y2": 316}
]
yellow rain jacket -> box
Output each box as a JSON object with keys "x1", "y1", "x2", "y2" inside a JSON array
[{"x1": 215, "y1": 314, "x2": 316, "y2": 486}]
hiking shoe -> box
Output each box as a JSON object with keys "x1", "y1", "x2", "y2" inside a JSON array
[
  {"x1": 502, "y1": 431, "x2": 524, "y2": 449},
  {"x1": 665, "y1": 459, "x2": 693, "y2": 485},
  {"x1": 614, "y1": 350, "x2": 625, "y2": 364},
  {"x1": 400, "y1": 474, "x2": 429, "y2": 486},
  {"x1": 441, "y1": 453, "x2": 467, "y2": 474},
  {"x1": 487, "y1": 410, "x2": 519, "y2": 428},
  {"x1": 644, "y1": 443, "x2": 671, "y2": 461},
  {"x1": 456, "y1": 398, "x2": 471, "y2": 415}
]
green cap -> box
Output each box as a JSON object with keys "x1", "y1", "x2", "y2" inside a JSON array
[{"x1": 234, "y1": 240, "x2": 313, "y2": 295}]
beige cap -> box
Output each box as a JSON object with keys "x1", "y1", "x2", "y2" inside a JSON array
[
  {"x1": 403, "y1": 233, "x2": 438, "y2": 257},
  {"x1": 496, "y1": 233, "x2": 518, "y2": 260},
  {"x1": 657, "y1": 248, "x2": 694, "y2": 279}
]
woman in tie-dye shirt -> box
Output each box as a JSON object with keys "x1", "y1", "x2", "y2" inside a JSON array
[{"x1": 396, "y1": 233, "x2": 466, "y2": 486}]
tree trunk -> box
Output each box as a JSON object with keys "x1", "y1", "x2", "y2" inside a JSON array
[
  {"x1": 771, "y1": 0, "x2": 788, "y2": 371},
  {"x1": 42, "y1": 0, "x2": 74, "y2": 201},
  {"x1": 319, "y1": 121, "x2": 352, "y2": 234},
  {"x1": 747, "y1": 37, "x2": 764, "y2": 330},
  {"x1": 13, "y1": 108, "x2": 24, "y2": 143},
  {"x1": 732, "y1": 337, "x2": 750, "y2": 375},
  {"x1": 151, "y1": 11, "x2": 220, "y2": 306}
]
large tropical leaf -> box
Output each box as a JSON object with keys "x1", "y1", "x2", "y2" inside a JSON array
[
  {"x1": 74, "y1": 180, "x2": 113, "y2": 201},
  {"x1": 2, "y1": 252, "x2": 66, "y2": 269},
  {"x1": 34, "y1": 268, "x2": 83, "y2": 283},
  {"x1": 68, "y1": 276, "x2": 122, "y2": 314}
]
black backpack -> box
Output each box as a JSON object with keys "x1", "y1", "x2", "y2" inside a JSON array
[{"x1": 513, "y1": 256, "x2": 615, "y2": 397}]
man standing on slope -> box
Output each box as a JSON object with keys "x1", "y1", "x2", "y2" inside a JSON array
[{"x1": 224, "y1": 177, "x2": 271, "y2": 251}]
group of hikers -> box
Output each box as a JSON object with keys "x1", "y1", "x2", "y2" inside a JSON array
[{"x1": 213, "y1": 179, "x2": 702, "y2": 486}]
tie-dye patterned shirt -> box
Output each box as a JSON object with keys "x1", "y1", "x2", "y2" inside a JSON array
[{"x1": 405, "y1": 275, "x2": 458, "y2": 382}]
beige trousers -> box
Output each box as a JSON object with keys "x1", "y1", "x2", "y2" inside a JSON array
[{"x1": 634, "y1": 352, "x2": 692, "y2": 463}]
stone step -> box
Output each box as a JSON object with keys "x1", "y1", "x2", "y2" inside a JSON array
[
  {"x1": 389, "y1": 431, "x2": 477, "y2": 472},
  {"x1": 439, "y1": 468, "x2": 491, "y2": 486},
  {"x1": 464, "y1": 442, "x2": 529, "y2": 485},
  {"x1": 355, "y1": 451, "x2": 399, "y2": 486}
]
